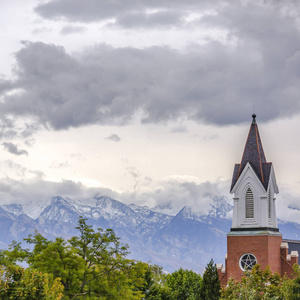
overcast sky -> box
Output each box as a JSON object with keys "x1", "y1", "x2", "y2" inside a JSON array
[{"x1": 1, "y1": 0, "x2": 300, "y2": 222}]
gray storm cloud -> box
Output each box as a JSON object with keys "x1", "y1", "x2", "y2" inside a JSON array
[
  {"x1": 34, "y1": 0, "x2": 300, "y2": 30},
  {"x1": 34, "y1": 0, "x2": 219, "y2": 25},
  {"x1": 1, "y1": 39, "x2": 300, "y2": 131},
  {"x1": 0, "y1": 0, "x2": 299, "y2": 132},
  {"x1": 60, "y1": 25, "x2": 87, "y2": 35},
  {"x1": 2, "y1": 142, "x2": 28, "y2": 156},
  {"x1": 115, "y1": 10, "x2": 183, "y2": 28}
]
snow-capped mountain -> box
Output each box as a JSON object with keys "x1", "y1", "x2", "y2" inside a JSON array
[{"x1": 0, "y1": 195, "x2": 299, "y2": 273}]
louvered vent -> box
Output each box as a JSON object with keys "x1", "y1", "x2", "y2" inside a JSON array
[
  {"x1": 268, "y1": 189, "x2": 271, "y2": 219},
  {"x1": 245, "y1": 188, "x2": 254, "y2": 218}
]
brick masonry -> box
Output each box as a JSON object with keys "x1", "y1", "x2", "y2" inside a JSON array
[
  {"x1": 226, "y1": 234, "x2": 282, "y2": 281},
  {"x1": 217, "y1": 233, "x2": 298, "y2": 284}
]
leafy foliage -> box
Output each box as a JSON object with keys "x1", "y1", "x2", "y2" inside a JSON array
[
  {"x1": 142, "y1": 267, "x2": 203, "y2": 300},
  {"x1": 284, "y1": 264, "x2": 300, "y2": 300},
  {"x1": 220, "y1": 264, "x2": 298, "y2": 300},
  {"x1": 143, "y1": 265, "x2": 173, "y2": 300},
  {"x1": 200, "y1": 258, "x2": 221, "y2": 300},
  {"x1": 0, "y1": 264, "x2": 64, "y2": 299},
  {"x1": 0, "y1": 216, "x2": 146, "y2": 299},
  {"x1": 165, "y1": 268, "x2": 203, "y2": 300}
]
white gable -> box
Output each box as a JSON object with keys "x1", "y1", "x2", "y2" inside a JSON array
[{"x1": 231, "y1": 162, "x2": 278, "y2": 229}]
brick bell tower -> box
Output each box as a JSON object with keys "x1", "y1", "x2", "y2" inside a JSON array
[{"x1": 218, "y1": 114, "x2": 282, "y2": 283}]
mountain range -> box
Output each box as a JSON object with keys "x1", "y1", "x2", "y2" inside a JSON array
[{"x1": 0, "y1": 194, "x2": 299, "y2": 273}]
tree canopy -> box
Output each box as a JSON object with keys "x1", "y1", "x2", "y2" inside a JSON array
[
  {"x1": 0, "y1": 216, "x2": 147, "y2": 299},
  {"x1": 0, "y1": 216, "x2": 225, "y2": 299},
  {"x1": 201, "y1": 259, "x2": 221, "y2": 300},
  {"x1": 0, "y1": 264, "x2": 64, "y2": 299},
  {"x1": 221, "y1": 264, "x2": 300, "y2": 300},
  {"x1": 5, "y1": 217, "x2": 300, "y2": 300}
]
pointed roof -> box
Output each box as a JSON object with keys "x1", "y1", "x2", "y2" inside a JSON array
[{"x1": 230, "y1": 114, "x2": 272, "y2": 192}]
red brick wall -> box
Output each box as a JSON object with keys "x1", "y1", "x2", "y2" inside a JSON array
[
  {"x1": 281, "y1": 256, "x2": 294, "y2": 277},
  {"x1": 280, "y1": 247, "x2": 298, "y2": 278},
  {"x1": 217, "y1": 268, "x2": 227, "y2": 286},
  {"x1": 267, "y1": 235, "x2": 282, "y2": 273},
  {"x1": 226, "y1": 234, "x2": 282, "y2": 281}
]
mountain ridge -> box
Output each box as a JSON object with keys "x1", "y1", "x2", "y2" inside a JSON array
[{"x1": 0, "y1": 195, "x2": 299, "y2": 273}]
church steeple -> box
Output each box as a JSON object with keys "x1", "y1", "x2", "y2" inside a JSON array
[
  {"x1": 216, "y1": 114, "x2": 290, "y2": 285},
  {"x1": 230, "y1": 115, "x2": 271, "y2": 192},
  {"x1": 230, "y1": 114, "x2": 279, "y2": 230},
  {"x1": 240, "y1": 114, "x2": 266, "y2": 182}
]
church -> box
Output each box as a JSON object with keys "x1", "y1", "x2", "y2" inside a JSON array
[{"x1": 217, "y1": 114, "x2": 299, "y2": 285}]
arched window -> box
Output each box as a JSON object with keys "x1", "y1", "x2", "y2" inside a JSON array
[
  {"x1": 245, "y1": 188, "x2": 254, "y2": 218},
  {"x1": 268, "y1": 189, "x2": 271, "y2": 219}
]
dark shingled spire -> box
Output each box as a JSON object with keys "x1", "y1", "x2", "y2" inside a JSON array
[{"x1": 230, "y1": 115, "x2": 272, "y2": 192}]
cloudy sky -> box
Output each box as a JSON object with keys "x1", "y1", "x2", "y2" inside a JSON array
[{"x1": 1, "y1": 0, "x2": 300, "y2": 222}]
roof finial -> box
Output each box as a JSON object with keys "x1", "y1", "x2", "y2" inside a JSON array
[{"x1": 252, "y1": 114, "x2": 256, "y2": 124}]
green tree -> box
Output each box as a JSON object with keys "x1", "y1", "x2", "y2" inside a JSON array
[
  {"x1": 145, "y1": 284, "x2": 173, "y2": 300},
  {"x1": 0, "y1": 264, "x2": 64, "y2": 299},
  {"x1": 1, "y1": 216, "x2": 145, "y2": 299},
  {"x1": 220, "y1": 264, "x2": 284, "y2": 300},
  {"x1": 200, "y1": 259, "x2": 221, "y2": 300},
  {"x1": 143, "y1": 265, "x2": 172, "y2": 300},
  {"x1": 165, "y1": 268, "x2": 202, "y2": 300},
  {"x1": 283, "y1": 264, "x2": 300, "y2": 300}
]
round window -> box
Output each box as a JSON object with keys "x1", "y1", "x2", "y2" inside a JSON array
[{"x1": 239, "y1": 253, "x2": 257, "y2": 271}]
